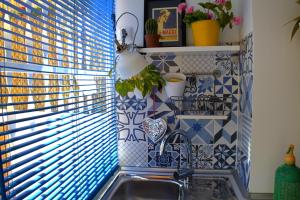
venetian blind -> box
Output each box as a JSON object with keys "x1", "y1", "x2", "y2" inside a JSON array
[{"x1": 0, "y1": 0, "x2": 118, "y2": 199}]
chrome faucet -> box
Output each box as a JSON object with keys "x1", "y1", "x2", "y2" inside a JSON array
[{"x1": 159, "y1": 129, "x2": 193, "y2": 186}]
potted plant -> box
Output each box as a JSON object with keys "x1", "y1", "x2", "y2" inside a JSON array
[
  {"x1": 177, "y1": 0, "x2": 241, "y2": 46},
  {"x1": 115, "y1": 64, "x2": 165, "y2": 99},
  {"x1": 288, "y1": 0, "x2": 300, "y2": 40},
  {"x1": 163, "y1": 73, "x2": 186, "y2": 98},
  {"x1": 144, "y1": 19, "x2": 160, "y2": 47}
]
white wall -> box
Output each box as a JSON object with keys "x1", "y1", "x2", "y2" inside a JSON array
[
  {"x1": 116, "y1": 0, "x2": 241, "y2": 46},
  {"x1": 251, "y1": 0, "x2": 300, "y2": 193},
  {"x1": 240, "y1": 0, "x2": 253, "y2": 38},
  {"x1": 115, "y1": 0, "x2": 144, "y2": 47}
]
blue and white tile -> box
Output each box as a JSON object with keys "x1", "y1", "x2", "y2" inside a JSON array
[
  {"x1": 181, "y1": 144, "x2": 214, "y2": 169},
  {"x1": 181, "y1": 55, "x2": 216, "y2": 74},
  {"x1": 240, "y1": 33, "x2": 253, "y2": 75},
  {"x1": 148, "y1": 140, "x2": 180, "y2": 168},
  {"x1": 148, "y1": 53, "x2": 180, "y2": 74},
  {"x1": 117, "y1": 111, "x2": 147, "y2": 142},
  {"x1": 116, "y1": 95, "x2": 147, "y2": 111},
  {"x1": 214, "y1": 114, "x2": 238, "y2": 145},
  {"x1": 213, "y1": 144, "x2": 236, "y2": 169},
  {"x1": 180, "y1": 119, "x2": 214, "y2": 144},
  {"x1": 147, "y1": 92, "x2": 180, "y2": 131},
  {"x1": 216, "y1": 53, "x2": 239, "y2": 76},
  {"x1": 118, "y1": 140, "x2": 148, "y2": 167},
  {"x1": 184, "y1": 75, "x2": 214, "y2": 97},
  {"x1": 239, "y1": 74, "x2": 253, "y2": 116},
  {"x1": 214, "y1": 76, "x2": 239, "y2": 95}
]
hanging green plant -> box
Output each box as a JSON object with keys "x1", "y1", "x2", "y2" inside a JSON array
[{"x1": 115, "y1": 64, "x2": 165, "y2": 97}]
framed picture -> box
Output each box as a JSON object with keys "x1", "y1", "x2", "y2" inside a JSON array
[{"x1": 144, "y1": 0, "x2": 186, "y2": 47}]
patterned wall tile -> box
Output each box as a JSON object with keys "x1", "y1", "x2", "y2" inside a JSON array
[
  {"x1": 117, "y1": 42, "x2": 248, "y2": 177},
  {"x1": 148, "y1": 53, "x2": 180, "y2": 74},
  {"x1": 216, "y1": 53, "x2": 239, "y2": 76},
  {"x1": 148, "y1": 140, "x2": 180, "y2": 168},
  {"x1": 215, "y1": 76, "x2": 239, "y2": 95},
  {"x1": 213, "y1": 144, "x2": 236, "y2": 169},
  {"x1": 181, "y1": 55, "x2": 216, "y2": 74},
  {"x1": 214, "y1": 115, "x2": 238, "y2": 145},
  {"x1": 180, "y1": 119, "x2": 214, "y2": 144},
  {"x1": 237, "y1": 33, "x2": 253, "y2": 190},
  {"x1": 239, "y1": 74, "x2": 253, "y2": 117},
  {"x1": 184, "y1": 75, "x2": 214, "y2": 97},
  {"x1": 118, "y1": 140, "x2": 148, "y2": 167},
  {"x1": 240, "y1": 33, "x2": 253, "y2": 75},
  {"x1": 180, "y1": 144, "x2": 213, "y2": 169},
  {"x1": 147, "y1": 92, "x2": 180, "y2": 131},
  {"x1": 117, "y1": 111, "x2": 147, "y2": 142},
  {"x1": 192, "y1": 145, "x2": 214, "y2": 169}
]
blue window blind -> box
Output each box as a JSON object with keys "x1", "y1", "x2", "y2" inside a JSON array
[{"x1": 0, "y1": 0, "x2": 118, "y2": 199}]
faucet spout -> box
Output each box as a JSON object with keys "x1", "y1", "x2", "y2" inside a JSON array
[{"x1": 159, "y1": 129, "x2": 193, "y2": 169}]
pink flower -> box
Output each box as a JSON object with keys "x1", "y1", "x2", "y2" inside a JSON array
[
  {"x1": 177, "y1": 2, "x2": 187, "y2": 14},
  {"x1": 185, "y1": 6, "x2": 194, "y2": 14},
  {"x1": 215, "y1": 0, "x2": 226, "y2": 5},
  {"x1": 233, "y1": 16, "x2": 242, "y2": 25},
  {"x1": 207, "y1": 12, "x2": 214, "y2": 19}
]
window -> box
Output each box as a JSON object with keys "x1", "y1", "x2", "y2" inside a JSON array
[{"x1": 0, "y1": 0, "x2": 117, "y2": 199}]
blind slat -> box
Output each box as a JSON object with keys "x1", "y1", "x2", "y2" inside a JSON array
[{"x1": 0, "y1": 0, "x2": 117, "y2": 199}]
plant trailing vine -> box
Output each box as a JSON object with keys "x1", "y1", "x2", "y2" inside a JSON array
[{"x1": 115, "y1": 64, "x2": 165, "y2": 97}]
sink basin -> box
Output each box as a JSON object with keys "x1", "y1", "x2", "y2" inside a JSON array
[
  {"x1": 96, "y1": 168, "x2": 249, "y2": 200},
  {"x1": 105, "y1": 177, "x2": 183, "y2": 200}
]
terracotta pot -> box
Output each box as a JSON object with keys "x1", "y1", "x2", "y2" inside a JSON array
[
  {"x1": 191, "y1": 20, "x2": 220, "y2": 46},
  {"x1": 145, "y1": 34, "x2": 160, "y2": 47}
]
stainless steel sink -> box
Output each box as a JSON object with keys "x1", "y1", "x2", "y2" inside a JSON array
[
  {"x1": 104, "y1": 176, "x2": 183, "y2": 200},
  {"x1": 95, "y1": 168, "x2": 249, "y2": 200}
]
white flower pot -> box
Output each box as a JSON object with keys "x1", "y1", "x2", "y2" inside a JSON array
[{"x1": 163, "y1": 73, "x2": 186, "y2": 98}]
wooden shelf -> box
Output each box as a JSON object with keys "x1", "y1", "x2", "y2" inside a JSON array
[
  {"x1": 176, "y1": 115, "x2": 228, "y2": 120},
  {"x1": 139, "y1": 46, "x2": 240, "y2": 55}
]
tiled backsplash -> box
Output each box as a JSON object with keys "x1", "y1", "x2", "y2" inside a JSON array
[
  {"x1": 117, "y1": 34, "x2": 253, "y2": 190},
  {"x1": 237, "y1": 33, "x2": 253, "y2": 190}
]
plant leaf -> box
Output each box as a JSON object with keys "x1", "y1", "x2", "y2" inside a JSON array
[
  {"x1": 291, "y1": 19, "x2": 300, "y2": 40},
  {"x1": 297, "y1": 0, "x2": 300, "y2": 5},
  {"x1": 225, "y1": 1, "x2": 232, "y2": 10},
  {"x1": 199, "y1": 2, "x2": 215, "y2": 9},
  {"x1": 285, "y1": 16, "x2": 300, "y2": 26}
]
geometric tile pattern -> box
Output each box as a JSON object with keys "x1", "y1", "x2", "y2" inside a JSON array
[
  {"x1": 215, "y1": 76, "x2": 239, "y2": 95},
  {"x1": 118, "y1": 140, "x2": 148, "y2": 167},
  {"x1": 149, "y1": 54, "x2": 180, "y2": 74},
  {"x1": 182, "y1": 55, "x2": 216, "y2": 74},
  {"x1": 237, "y1": 33, "x2": 253, "y2": 190},
  {"x1": 213, "y1": 144, "x2": 236, "y2": 169},
  {"x1": 148, "y1": 140, "x2": 180, "y2": 168},
  {"x1": 118, "y1": 51, "x2": 243, "y2": 173},
  {"x1": 240, "y1": 33, "x2": 253, "y2": 75},
  {"x1": 117, "y1": 111, "x2": 147, "y2": 142},
  {"x1": 116, "y1": 95, "x2": 147, "y2": 111},
  {"x1": 180, "y1": 144, "x2": 214, "y2": 169},
  {"x1": 215, "y1": 53, "x2": 239, "y2": 76},
  {"x1": 240, "y1": 73, "x2": 253, "y2": 116},
  {"x1": 180, "y1": 119, "x2": 214, "y2": 144},
  {"x1": 184, "y1": 75, "x2": 215, "y2": 97},
  {"x1": 214, "y1": 119, "x2": 238, "y2": 145},
  {"x1": 192, "y1": 145, "x2": 214, "y2": 169}
]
